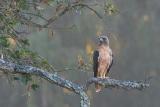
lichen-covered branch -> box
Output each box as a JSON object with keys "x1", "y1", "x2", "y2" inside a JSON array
[
  {"x1": 0, "y1": 59, "x2": 149, "y2": 107},
  {"x1": 0, "y1": 59, "x2": 90, "y2": 107},
  {"x1": 84, "y1": 77, "x2": 149, "y2": 91}
]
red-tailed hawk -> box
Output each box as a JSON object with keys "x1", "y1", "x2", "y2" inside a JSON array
[{"x1": 93, "y1": 35, "x2": 113, "y2": 92}]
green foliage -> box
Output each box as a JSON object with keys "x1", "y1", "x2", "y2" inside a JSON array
[
  {"x1": 8, "y1": 48, "x2": 54, "y2": 71},
  {"x1": 0, "y1": 37, "x2": 10, "y2": 48},
  {"x1": 20, "y1": 39, "x2": 30, "y2": 46},
  {"x1": 13, "y1": 76, "x2": 20, "y2": 80},
  {"x1": 8, "y1": 19, "x2": 18, "y2": 26},
  {"x1": 13, "y1": 75, "x2": 32, "y2": 85},
  {"x1": 21, "y1": 75, "x2": 32, "y2": 85},
  {"x1": 55, "y1": 0, "x2": 71, "y2": 4},
  {"x1": 13, "y1": 75, "x2": 40, "y2": 91},
  {"x1": 104, "y1": 0, "x2": 118, "y2": 15},
  {"x1": 11, "y1": 49, "x2": 35, "y2": 59},
  {"x1": 31, "y1": 83, "x2": 40, "y2": 91},
  {"x1": 16, "y1": 0, "x2": 29, "y2": 10}
]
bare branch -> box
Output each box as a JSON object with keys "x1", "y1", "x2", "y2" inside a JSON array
[
  {"x1": 45, "y1": 3, "x2": 102, "y2": 27},
  {"x1": 0, "y1": 59, "x2": 149, "y2": 107},
  {"x1": 44, "y1": 6, "x2": 69, "y2": 27},
  {"x1": 84, "y1": 77, "x2": 149, "y2": 91},
  {"x1": 15, "y1": 2, "x2": 102, "y2": 28},
  {"x1": 16, "y1": 13, "x2": 47, "y2": 28},
  {"x1": 20, "y1": 11, "x2": 48, "y2": 21},
  {"x1": 0, "y1": 59, "x2": 90, "y2": 107},
  {"x1": 72, "y1": 3, "x2": 103, "y2": 19}
]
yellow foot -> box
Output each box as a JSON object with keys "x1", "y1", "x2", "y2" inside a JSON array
[
  {"x1": 105, "y1": 76, "x2": 109, "y2": 79},
  {"x1": 96, "y1": 89, "x2": 101, "y2": 93}
]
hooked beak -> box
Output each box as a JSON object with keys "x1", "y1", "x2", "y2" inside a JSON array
[{"x1": 99, "y1": 38, "x2": 103, "y2": 42}]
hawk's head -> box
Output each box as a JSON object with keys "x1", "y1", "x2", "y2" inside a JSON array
[{"x1": 98, "y1": 35, "x2": 109, "y2": 45}]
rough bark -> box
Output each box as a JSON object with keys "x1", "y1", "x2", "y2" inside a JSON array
[
  {"x1": 0, "y1": 59, "x2": 149, "y2": 107},
  {"x1": 84, "y1": 77, "x2": 149, "y2": 91}
]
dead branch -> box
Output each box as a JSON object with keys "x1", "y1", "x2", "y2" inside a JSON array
[
  {"x1": 15, "y1": 2, "x2": 102, "y2": 28},
  {"x1": 84, "y1": 77, "x2": 149, "y2": 91},
  {"x1": 0, "y1": 59, "x2": 90, "y2": 107},
  {"x1": 0, "y1": 59, "x2": 149, "y2": 107}
]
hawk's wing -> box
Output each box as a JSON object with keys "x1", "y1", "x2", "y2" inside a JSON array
[
  {"x1": 93, "y1": 50, "x2": 99, "y2": 77},
  {"x1": 107, "y1": 54, "x2": 113, "y2": 74}
]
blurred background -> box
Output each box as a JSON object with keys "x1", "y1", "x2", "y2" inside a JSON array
[{"x1": 0, "y1": 0, "x2": 160, "y2": 107}]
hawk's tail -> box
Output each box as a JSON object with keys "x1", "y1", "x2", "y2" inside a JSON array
[{"x1": 95, "y1": 83, "x2": 102, "y2": 92}]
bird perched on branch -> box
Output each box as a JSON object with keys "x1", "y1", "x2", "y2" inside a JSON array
[{"x1": 93, "y1": 35, "x2": 113, "y2": 92}]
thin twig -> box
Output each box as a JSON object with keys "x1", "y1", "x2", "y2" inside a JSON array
[{"x1": 20, "y1": 12, "x2": 48, "y2": 21}]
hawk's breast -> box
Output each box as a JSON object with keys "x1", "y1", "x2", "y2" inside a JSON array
[{"x1": 98, "y1": 45, "x2": 112, "y2": 70}]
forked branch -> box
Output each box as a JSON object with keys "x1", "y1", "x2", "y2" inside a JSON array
[{"x1": 0, "y1": 59, "x2": 149, "y2": 107}]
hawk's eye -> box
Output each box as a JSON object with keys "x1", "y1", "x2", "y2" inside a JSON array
[{"x1": 99, "y1": 37, "x2": 103, "y2": 41}]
